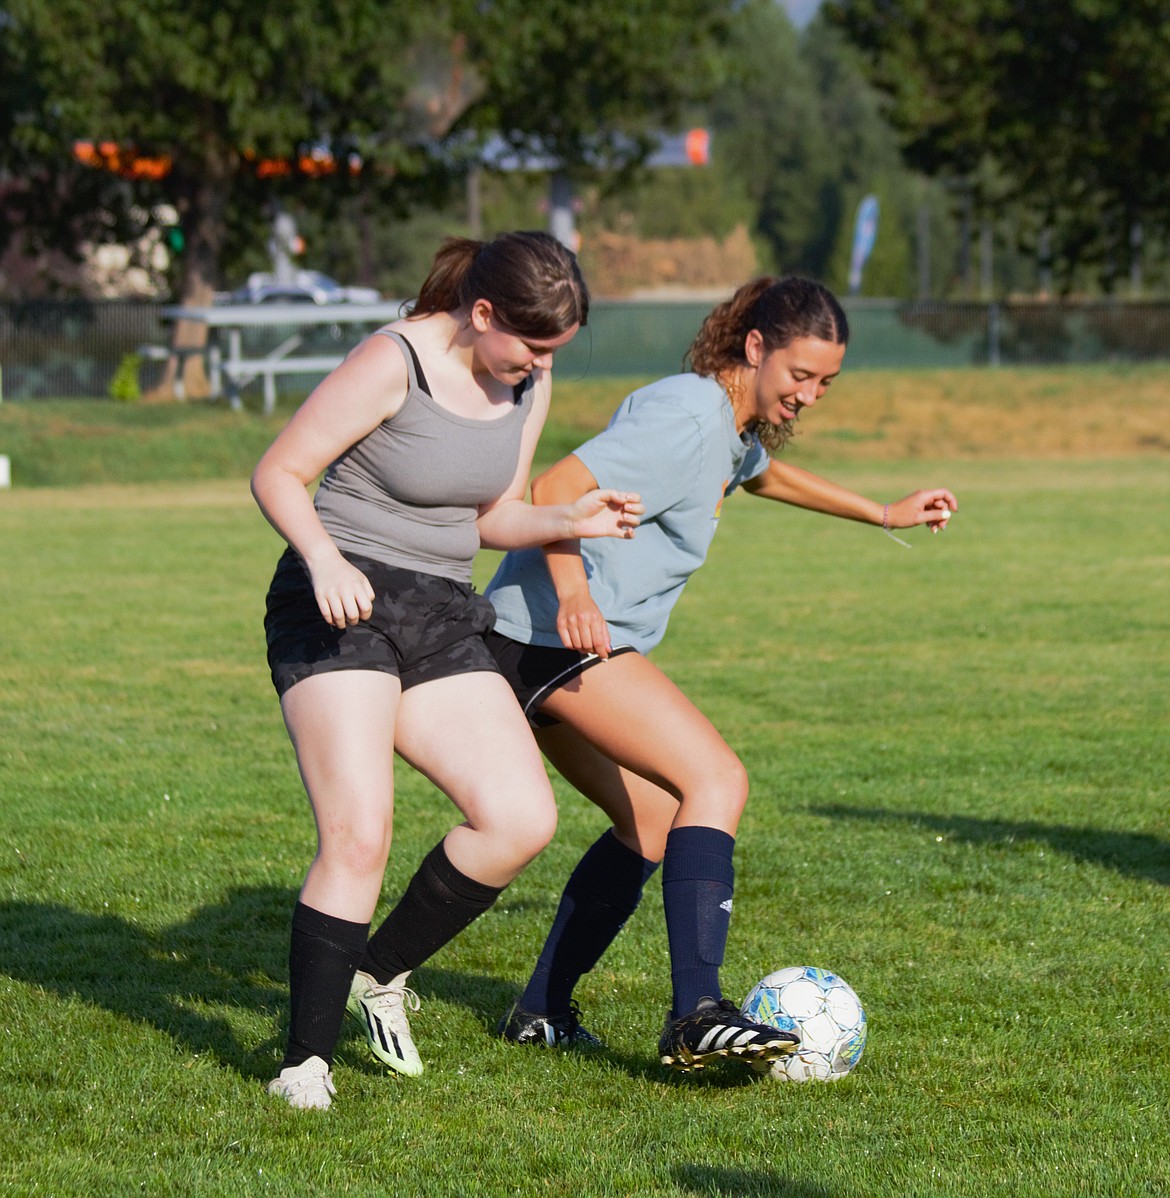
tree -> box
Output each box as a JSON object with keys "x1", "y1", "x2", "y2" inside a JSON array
[
  {"x1": 705, "y1": 1, "x2": 834, "y2": 276},
  {"x1": 1, "y1": 0, "x2": 480, "y2": 394},
  {"x1": 826, "y1": 0, "x2": 1170, "y2": 291},
  {"x1": 450, "y1": 0, "x2": 738, "y2": 262},
  {"x1": 1, "y1": 0, "x2": 739, "y2": 394},
  {"x1": 455, "y1": 0, "x2": 733, "y2": 174},
  {"x1": 805, "y1": 13, "x2": 952, "y2": 297},
  {"x1": 696, "y1": 3, "x2": 936, "y2": 296}
]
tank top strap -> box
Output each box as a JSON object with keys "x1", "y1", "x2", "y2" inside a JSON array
[
  {"x1": 377, "y1": 328, "x2": 533, "y2": 406},
  {"x1": 375, "y1": 329, "x2": 431, "y2": 397}
]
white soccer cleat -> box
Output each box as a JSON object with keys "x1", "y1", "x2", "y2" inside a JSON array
[
  {"x1": 266, "y1": 1055, "x2": 336, "y2": 1110},
  {"x1": 347, "y1": 969, "x2": 424, "y2": 1076}
]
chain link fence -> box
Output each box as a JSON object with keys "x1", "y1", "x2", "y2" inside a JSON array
[
  {"x1": 0, "y1": 301, "x2": 169, "y2": 400},
  {"x1": 4, "y1": 297, "x2": 1170, "y2": 401}
]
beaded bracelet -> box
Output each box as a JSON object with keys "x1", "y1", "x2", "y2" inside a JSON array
[{"x1": 881, "y1": 502, "x2": 912, "y2": 549}]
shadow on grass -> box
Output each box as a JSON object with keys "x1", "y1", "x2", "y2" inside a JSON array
[
  {"x1": 673, "y1": 1167, "x2": 832, "y2": 1197},
  {"x1": 812, "y1": 805, "x2": 1170, "y2": 885},
  {"x1": 0, "y1": 889, "x2": 782, "y2": 1091},
  {"x1": 0, "y1": 885, "x2": 295, "y2": 1078},
  {"x1": 0, "y1": 888, "x2": 624, "y2": 1086},
  {"x1": 421, "y1": 966, "x2": 764, "y2": 1088}
]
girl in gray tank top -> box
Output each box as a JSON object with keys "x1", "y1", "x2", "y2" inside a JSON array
[
  {"x1": 313, "y1": 328, "x2": 535, "y2": 583},
  {"x1": 251, "y1": 232, "x2": 642, "y2": 1110}
]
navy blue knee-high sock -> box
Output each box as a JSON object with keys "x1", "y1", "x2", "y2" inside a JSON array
[
  {"x1": 519, "y1": 830, "x2": 659, "y2": 1015},
  {"x1": 283, "y1": 901, "x2": 370, "y2": 1069},
  {"x1": 661, "y1": 826, "x2": 736, "y2": 1018}
]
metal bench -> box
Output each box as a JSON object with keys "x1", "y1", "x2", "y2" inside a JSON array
[
  {"x1": 161, "y1": 302, "x2": 405, "y2": 414},
  {"x1": 220, "y1": 354, "x2": 345, "y2": 412}
]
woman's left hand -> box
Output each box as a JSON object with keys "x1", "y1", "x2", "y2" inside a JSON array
[
  {"x1": 565, "y1": 489, "x2": 644, "y2": 540},
  {"x1": 887, "y1": 488, "x2": 958, "y2": 534},
  {"x1": 556, "y1": 588, "x2": 614, "y2": 657}
]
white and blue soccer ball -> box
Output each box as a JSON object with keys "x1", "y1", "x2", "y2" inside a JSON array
[{"x1": 743, "y1": 965, "x2": 867, "y2": 1082}]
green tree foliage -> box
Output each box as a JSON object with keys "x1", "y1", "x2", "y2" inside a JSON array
[
  {"x1": 0, "y1": 0, "x2": 739, "y2": 392},
  {"x1": 827, "y1": 0, "x2": 1170, "y2": 290},
  {"x1": 0, "y1": 0, "x2": 461, "y2": 310},
  {"x1": 704, "y1": 2, "x2": 936, "y2": 297},
  {"x1": 804, "y1": 16, "x2": 916, "y2": 293},
  {"x1": 0, "y1": 0, "x2": 738, "y2": 306},
  {"x1": 456, "y1": 0, "x2": 733, "y2": 172},
  {"x1": 709, "y1": 1, "x2": 833, "y2": 276}
]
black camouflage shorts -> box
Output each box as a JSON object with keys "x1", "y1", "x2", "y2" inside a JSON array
[{"x1": 264, "y1": 547, "x2": 500, "y2": 697}]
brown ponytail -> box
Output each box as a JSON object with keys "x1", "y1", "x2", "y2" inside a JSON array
[
  {"x1": 408, "y1": 231, "x2": 590, "y2": 338},
  {"x1": 412, "y1": 238, "x2": 483, "y2": 316}
]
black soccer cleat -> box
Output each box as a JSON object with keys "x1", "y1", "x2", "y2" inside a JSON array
[
  {"x1": 497, "y1": 1000, "x2": 605, "y2": 1050},
  {"x1": 658, "y1": 996, "x2": 800, "y2": 1071}
]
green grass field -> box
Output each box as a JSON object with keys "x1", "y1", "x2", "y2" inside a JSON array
[{"x1": 1, "y1": 381, "x2": 1168, "y2": 1195}]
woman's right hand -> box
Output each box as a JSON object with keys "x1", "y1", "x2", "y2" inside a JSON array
[
  {"x1": 564, "y1": 488, "x2": 643, "y2": 540},
  {"x1": 556, "y1": 587, "x2": 613, "y2": 659},
  {"x1": 307, "y1": 552, "x2": 376, "y2": 629}
]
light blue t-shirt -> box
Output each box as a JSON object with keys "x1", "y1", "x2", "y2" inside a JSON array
[{"x1": 486, "y1": 373, "x2": 770, "y2": 653}]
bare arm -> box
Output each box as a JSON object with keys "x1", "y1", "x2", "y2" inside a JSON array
[
  {"x1": 742, "y1": 458, "x2": 956, "y2": 530},
  {"x1": 477, "y1": 374, "x2": 642, "y2": 550},
  {"x1": 527, "y1": 453, "x2": 619, "y2": 658},
  {"x1": 250, "y1": 334, "x2": 408, "y2": 628}
]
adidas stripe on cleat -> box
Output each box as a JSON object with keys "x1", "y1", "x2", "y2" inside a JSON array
[
  {"x1": 658, "y1": 996, "x2": 800, "y2": 1072},
  {"x1": 497, "y1": 1000, "x2": 605, "y2": 1049},
  {"x1": 346, "y1": 969, "x2": 423, "y2": 1076}
]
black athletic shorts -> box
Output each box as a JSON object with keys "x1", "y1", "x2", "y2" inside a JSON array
[
  {"x1": 265, "y1": 547, "x2": 499, "y2": 697},
  {"x1": 484, "y1": 628, "x2": 637, "y2": 727}
]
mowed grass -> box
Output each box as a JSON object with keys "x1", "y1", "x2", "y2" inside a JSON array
[
  {"x1": 2, "y1": 359, "x2": 1170, "y2": 487},
  {"x1": 1, "y1": 375, "x2": 1169, "y2": 1195}
]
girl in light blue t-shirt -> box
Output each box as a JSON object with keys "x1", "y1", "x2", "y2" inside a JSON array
[{"x1": 486, "y1": 275, "x2": 957, "y2": 1072}]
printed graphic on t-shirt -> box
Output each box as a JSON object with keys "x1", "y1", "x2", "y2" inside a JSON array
[{"x1": 713, "y1": 479, "x2": 730, "y2": 521}]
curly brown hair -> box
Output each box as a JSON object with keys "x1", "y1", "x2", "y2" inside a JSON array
[{"x1": 686, "y1": 276, "x2": 849, "y2": 452}]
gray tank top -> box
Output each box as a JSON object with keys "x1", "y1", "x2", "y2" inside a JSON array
[{"x1": 314, "y1": 329, "x2": 534, "y2": 583}]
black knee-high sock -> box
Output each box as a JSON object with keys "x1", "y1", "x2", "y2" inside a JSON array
[
  {"x1": 283, "y1": 901, "x2": 370, "y2": 1070},
  {"x1": 661, "y1": 826, "x2": 736, "y2": 1018},
  {"x1": 361, "y1": 839, "x2": 504, "y2": 983},
  {"x1": 519, "y1": 830, "x2": 660, "y2": 1015}
]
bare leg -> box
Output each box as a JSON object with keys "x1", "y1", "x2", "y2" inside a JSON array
[
  {"x1": 274, "y1": 669, "x2": 400, "y2": 1072},
  {"x1": 394, "y1": 671, "x2": 559, "y2": 887},
  {"x1": 536, "y1": 721, "x2": 679, "y2": 861},
  {"x1": 528, "y1": 654, "x2": 748, "y2": 1020},
  {"x1": 538, "y1": 652, "x2": 748, "y2": 835},
  {"x1": 280, "y1": 669, "x2": 401, "y2": 921},
  {"x1": 358, "y1": 671, "x2": 559, "y2": 987}
]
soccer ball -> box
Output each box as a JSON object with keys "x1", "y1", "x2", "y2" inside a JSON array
[{"x1": 742, "y1": 965, "x2": 867, "y2": 1082}]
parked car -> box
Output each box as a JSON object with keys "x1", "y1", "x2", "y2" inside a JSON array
[{"x1": 223, "y1": 270, "x2": 382, "y2": 305}]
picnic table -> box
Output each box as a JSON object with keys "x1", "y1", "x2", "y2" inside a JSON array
[{"x1": 161, "y1": 301, "x2": 406, "y2": 413}]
